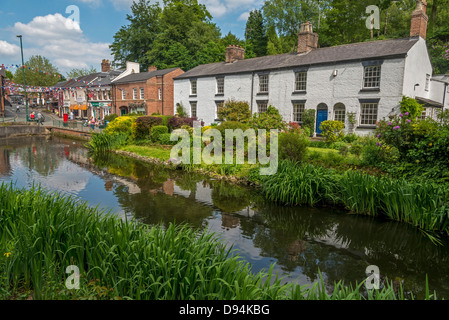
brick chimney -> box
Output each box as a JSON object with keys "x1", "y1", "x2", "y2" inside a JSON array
[
  {"x1": 225, "y1": 45, "x2": 245, "y2": 64},
  {"x1": 101, "y1": 59, "x2": 111, "y2": 72},
  {"x1": 148, "y1": 66, "x2": 157, "y2": 72},
  {"x1": 410, "y1": 0, "x2": 428, "y2": 39},
  {"x1": 297, "y1": 22, "x2": 318, "y2": 54}
]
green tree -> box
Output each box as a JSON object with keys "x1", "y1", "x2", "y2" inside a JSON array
[
  {"x1": 66, "y1": 66, "x2": 98, "y2": 79},
  {"x1": 145, "y1": 0, "x2": 221, "y2": 70},
  {"x1": 217, "y1": 99, "x2": 252, "y2": 123},
  {"x1": 110, "y1": 0, "x2": 162, "y2": 69},
  {"x1": 245, "y1": 10, "x2": 268, "y2": 57},
  {"x1": 5, "y1": 70, "x2": 13, "y2": 80},
  {"x1": 13, "y1": 55, "x2": 61, "y2": 87}
]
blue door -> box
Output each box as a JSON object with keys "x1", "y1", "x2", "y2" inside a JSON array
[{"x1": 316, "y1": 109, "x2": 328, "y2": 134}]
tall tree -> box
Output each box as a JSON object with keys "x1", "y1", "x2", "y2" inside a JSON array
[
  {"x1": 109, "y1": 0, "x2": 162, "y2": 69},
  {"x1": 145, "y1": 0, "x2": 221, "y2": 70},
  {"x1": 66, "y1": 66, "x2": 98, "y2": 79},
  {"x1": 13, "y1": 55, "x2": 61, "y2": 87},
  {"x1": 245, "y1": 10, "x2": 268, "y2": 57}
]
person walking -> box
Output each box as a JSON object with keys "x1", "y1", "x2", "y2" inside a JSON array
[
  {"x1": 37, "y1": 112, "x2": 44, "y2": 125},
  {"x1": 16, "y1": 105, "x2": 20, "y2": 113},
  {"x1": 90, "y1": 116, "x2": 95, "y2": 130}
]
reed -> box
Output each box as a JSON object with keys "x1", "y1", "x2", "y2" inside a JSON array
[
  {"x1": 255, "y1": 160, "x2": 449, "y2": 242},
  {"x1": 0, "y1": 183, "x2": 434, "y2": 300}
]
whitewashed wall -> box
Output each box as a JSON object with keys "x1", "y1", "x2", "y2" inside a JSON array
[{"x1": 174, "y1": 40, "x2": 435, "y2": 134}]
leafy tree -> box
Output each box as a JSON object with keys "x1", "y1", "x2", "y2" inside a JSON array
[
  {"x1": 245, "y1": 10, "x2": 268, "y2": 57},
  {"x1": 13, "y1": 55, "x2": 61, "y2": 87},
  {"x1": 109, "y1": 0, "x2": 162, "y2": 69},
  {"x1": 5, "y1": 70, "x2": 13, "y2": 80},
  {"x1": 145, "y1": 0, "x2": 221, "y2": 70},
  {"x1": 66, "y1": 66, "x2": 98, "y2": 79},
  {"x1": 217, "y1": 99, "x2": 251, "y2": 123}
]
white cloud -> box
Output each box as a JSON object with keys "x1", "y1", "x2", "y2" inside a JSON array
[
  {"x1": 238, "y1": 11, "x2": 250, "y2": 21},
  {"x1": 0, "y1": 40, "x2": 20, "y2": 57},
  {"x1": 10, "y1": 13, "x2": 111, "y2": 75}
]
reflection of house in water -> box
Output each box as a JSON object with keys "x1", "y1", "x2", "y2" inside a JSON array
[
  {"x1": 104, "y1": 180, "x2": 114, "y2": 191},
  {"x1": 162, "y1": 179, "x2": 174, "y2": 196},
  {"x1": 173, "y1": 182, "x2": 213, "y2": 205},
  {"x1": 221, "y1": 213, "x2": 240, "y2": 229},
  {"x1": 286, "y1": 240, "x2": 307, "y2": 263},
  {"x1": 0, "y1": 149, "x2": 11, "y2": 175}
]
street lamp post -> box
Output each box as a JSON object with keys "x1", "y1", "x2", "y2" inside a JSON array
[{"x1": 17, "y1": 35, "x2": 29, "y2": 121}]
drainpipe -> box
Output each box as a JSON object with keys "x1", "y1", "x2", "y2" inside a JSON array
[
  {"x1": 443, "y1": 83, "x2": 448, "y2": 108},
  {"x1": 161, "y1": 76, "x2": 164, "y2": 116},
  {"x1": 250, "y1": 72, "x2": 254, "y2": 114}
]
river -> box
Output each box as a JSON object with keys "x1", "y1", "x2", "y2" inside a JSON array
[{"x1": 1, "y1": 135, "x2": 449, "y2": 299}]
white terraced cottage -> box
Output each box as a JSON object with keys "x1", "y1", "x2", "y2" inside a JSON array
[{"x1": 173, "y1": 0, "x2": 448, "y2": 135}]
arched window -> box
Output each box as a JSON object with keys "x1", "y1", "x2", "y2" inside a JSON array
[{"x1": 334, "y1": 103, "x2": 346, "y2": 124}]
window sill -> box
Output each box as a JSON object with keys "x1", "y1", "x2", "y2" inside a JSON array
[
  {"x1": 256, "y1": 92, "x2": 269, "y2": 96},
  {"x1": 356, "y1": 125, "x2": 377, "y2": 129},
  {"x1": 215, "y1": 93, "x2": 224, "y2": 97},
  {"x1": 189, "y1": 95, "x2": 197, "y2": 98},
  {"x1": 292, "y1": 91, "x2": 306, "y2": 95},
  {"x1": 359, "y1": 88, "x2": 380, "y2": 93}
]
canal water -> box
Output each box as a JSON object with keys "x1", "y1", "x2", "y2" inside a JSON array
[{"x1": 1, "y1": 135, "x2": 449, "y2": 299}]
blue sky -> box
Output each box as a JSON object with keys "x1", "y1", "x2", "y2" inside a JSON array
[{"x1": 0, "y1": 0, "x2": 261, "y2": 76}]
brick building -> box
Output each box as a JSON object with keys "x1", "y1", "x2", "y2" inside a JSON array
[{"x1": 112, "y1": 66, "x2": 184, "y2": 116}]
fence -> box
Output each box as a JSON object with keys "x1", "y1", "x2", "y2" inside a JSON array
[{"x1": 52, "y1": 120, "x2": 106, "y2": 133}]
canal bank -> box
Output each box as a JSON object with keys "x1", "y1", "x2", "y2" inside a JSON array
[{"x1": 1, "y1": 136, "x2": 447, "y2": 300}]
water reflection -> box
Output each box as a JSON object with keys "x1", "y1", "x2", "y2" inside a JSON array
[{"x1": 1, "y1": 136, "x2": 449, "y2": 299}]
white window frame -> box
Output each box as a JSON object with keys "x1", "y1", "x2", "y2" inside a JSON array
[
  {"x1": 363, "y1": 65, "x2": 381, "y2": 89},
  {"x1": 257, "y1": 101, "x2": 268, "y2": 113},
  {"x1": 334, "y1": 103, "x2": 346, "y2": 124},
  {"x1": 295, "y1": 72, "x2": 307, "y2": 91},
  {"x1": 133, "y1": 88, "x2": 137, "y2": 100},
  {"x1": 360, "y1": 102, "x2": 378, "y2": 126},
  {"x1": 259, "y1": 74, "x2": 269, "y2": 93},
  {"x1": 140, "y1": 88, "x2": 145, "y2": 100},
  {"x1": 216, "y1": 77, "x2": 224, "y2": 95},
  {"x1": 190, "y1": 80, "x2": 197, "y2": 95},
  {"x1": 425, "y1": 74, "x2": 430, "y2": 91},
  {"x1": 292, "y1": 102, "x2": 305, "y2": 123},
  {"x1": 158, "y1": 88, "x2": 162, "y2": 100},
  {"x1": 190, "y1": 101, "x2": 197, "y2": 118},
  {"x1": 121, "y1": 89, "x2": 126, "y2": 100}
]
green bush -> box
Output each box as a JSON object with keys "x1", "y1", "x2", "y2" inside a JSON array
[
  {"x1": 248, "y1": 106, "x2": 287, "y2": 131},
  {"x1": 104, "y1": 114, "x2": 118, "y2": 123},
  {"x1": 151, "y1": 125, "x2": 169, "y2": 142},
  {"x1": 132, "y1": 116, "x2": 163, "y2": 140},
  {"x1": 337, "y1": 144, "x2": 349, "y2": 156},
  {"x1": 349, "y1": 144, "x2": 363, "y2": 157},
  {"x1": 302, "y1": 110, "x2": 316, "y2": 136},
  {"x1": 320, "y1": 120, "x2": 345, "y2": 143},
  {"x1": 278, "y1": 131, "x2": 310, "y2": 163},
  {"x1": 104, "y1": 116, "x2": 135, "y2": 137},
  {"x1": 158, "y1": 133, "x2": 176, "y2": 145},
  {"x1": 217, "y1": 99, "x2": 251, "y2": 123}
]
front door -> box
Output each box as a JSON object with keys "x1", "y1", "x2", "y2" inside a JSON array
[
  {"x1": 120, "y1": 108, "x2": 126, "y2": 116},
  {"x1": 316, "y1": 109, "x2": 328, "y2": 135}
]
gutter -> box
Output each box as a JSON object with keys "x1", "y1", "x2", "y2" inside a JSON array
[{"x1": 250, "y1": 71, "x2": 254, "y2": 114}]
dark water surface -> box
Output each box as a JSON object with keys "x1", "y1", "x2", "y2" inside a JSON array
[{"x1": 1, "y1": 136, "x2": 449, "y2": 299}]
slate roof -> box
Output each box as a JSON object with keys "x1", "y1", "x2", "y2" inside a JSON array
[
  {"x1": 175, "y1": 37, "x2": 420, "y2": 80},
  {"x1": 432, "y1": 74, "x2": 449, "y2": 84},
  {"x1": 62, "y1": 70, "x2": 122, "y2": 88},
  {"x1": 112, "y1": 67, "x2": 179, "y2": 84}
]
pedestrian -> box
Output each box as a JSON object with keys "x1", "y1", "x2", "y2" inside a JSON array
[
  {"x1": 37, "y1": 112, "x2": 44, "y2": 125},
  {"x1": 90, "y1": 116, "x2": 95, "y2": 130},
  {"x1": 16, "y1": 105, "x2": 20, "y2": 113},
  {"x1": 30, "y1": 112, "x2": 35, "y2": 121},
  {"x1": 70, "y1": 111, "x2": 74, "y2": 120}
]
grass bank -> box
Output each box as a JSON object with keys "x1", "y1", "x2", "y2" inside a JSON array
[{"x1": 0, "y1": 183, "x2": 435, "y2": 300}]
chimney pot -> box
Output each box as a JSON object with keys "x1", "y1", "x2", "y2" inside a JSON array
[
  {"x1": 410, "y1": 0, "x2": 428, "y2": 39},
  {"x1": 148, "y1": 65, "x2": 157, "y2": 72},
  {"x1": 225, "y1": 45, "x2": 245, "y2": 64},
  {"x1": 101, "y1": 59, "x2": 111, "y2": 72},
  {"x1": 297, "y1": 22, "x2": 318, "y2": 54}
]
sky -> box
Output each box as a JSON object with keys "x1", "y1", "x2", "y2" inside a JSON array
[{"x1": 0, "y1": 0, "x2": 263, "y2": 76}]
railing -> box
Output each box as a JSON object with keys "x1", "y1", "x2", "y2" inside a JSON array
[{"x1": 52, "y1": 120, "x2": 106, "y2": 133}]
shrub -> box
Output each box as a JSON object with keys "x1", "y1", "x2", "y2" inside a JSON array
[
  {"x1": 320, "y1": 120, "x2": 345, "y2": 143},
  {"x1": 158, "y1": 133, "x2": 177, "y2": 145},
  {"x1": 151, "y1": 125, "x2": 169, "y2": 142},
  {"x1": 278, "y1": 131, "x2": 310, "y2": 163},
  {"x1": 340, "y1": 133, "x2": 358, "y2": 143},
  {"x1": 176, "y1": 103, "x2": 188, "y2": 117},
  {"x1": 217, "y1": 99, "x2": 251, "y2": 123},
  {"x1": 168, "y1": 116, "x2": 203, "y2": 130},
  {"x1": 400, "y1": 96, "x2": 423, "y2": 120},
  {"x1": 104, "y1": 116, "x2": 135, "y2": 137},
  {"x1": 302, "y1": 110, "x2": 316, "y2": 136},
  {"x1": 337, "y1": 144, "x2": 349, "y2": 156},
  {"x1": 248, "y1": 106, "x2": 287, "y2": 131},
  {"x1": 103, "y1": 114, "x2": 118, "y2": 123},
  {"x1": 132, "y1": 116, "x2": 163, "y2": 140},
  {"x1": 349, "y1": 144, "x2": 363, "y2": 157}
]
